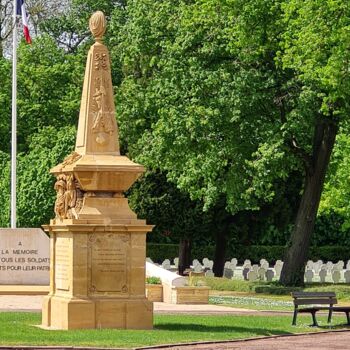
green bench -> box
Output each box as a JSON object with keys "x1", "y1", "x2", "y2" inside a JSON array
[{"x1": 291, "y1": 291, "x2": 350, "y2": 326}]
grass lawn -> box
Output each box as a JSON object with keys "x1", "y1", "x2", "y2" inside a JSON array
[
  {"x1": 0, "y1": 312, "x2": 347, "y2": 348},
  {"x1": 209, "y1": 293, "x2": 293, "y2": 311},
  {"x1": 192, "y1": 277, "x2": 350, "y2": 311}
]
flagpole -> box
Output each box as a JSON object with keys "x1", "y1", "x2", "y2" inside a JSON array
[{"x1": 11, "y1": 0, "x2": 17, "y2": 229}]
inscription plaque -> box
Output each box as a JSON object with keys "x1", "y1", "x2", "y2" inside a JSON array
[
  {"x1": 0, "y1": 228, "x2": 50, "y2": 285},
  {"x1": 90, "y1": 234, "x2": 128, "y2": 292},
  {"x1": 55, "y1": 236, "x2": 70, "y2": 290}
]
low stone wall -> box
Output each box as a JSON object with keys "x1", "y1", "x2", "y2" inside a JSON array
[
  {"x1": 146, "y1": 284, "x2": 163, "y2": 302},
  {"x1": 170, "y1": 286, "x2": 210, "y2": 304}
]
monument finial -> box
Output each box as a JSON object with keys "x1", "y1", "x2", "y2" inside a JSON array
[{"x1": 89, "y1": 11, "x2": 106, "y2": 42}]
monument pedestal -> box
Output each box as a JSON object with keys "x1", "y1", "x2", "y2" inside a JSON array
[{"x1": 42, "y1": 224, "x2": 153, "y2": 329}]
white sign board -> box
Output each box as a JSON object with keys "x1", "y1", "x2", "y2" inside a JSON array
[{"x1": 0, "y1": 228, "x2": 50, "y2": 285}]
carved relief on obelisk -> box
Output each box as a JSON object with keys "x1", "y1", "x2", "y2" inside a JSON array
[{"x1": 75, "y1": 11, "x2": 120, "y2": 155}]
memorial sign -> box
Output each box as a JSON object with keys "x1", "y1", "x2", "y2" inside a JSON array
[{"x1": 0, "y1": 228, "x2": 49, "y2": 285}]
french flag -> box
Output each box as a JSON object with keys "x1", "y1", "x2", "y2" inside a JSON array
[{"x1": 16, "y1": 0, "x2": 31, "y2": 44}]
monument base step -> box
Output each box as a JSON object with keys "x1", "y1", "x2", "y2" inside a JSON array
[
  {"x1": 42, "y1": 295, "x2": 153, "y2": 330},
  {"x1": 0, "y1": 285, "x2": 49, "y2": 295}
]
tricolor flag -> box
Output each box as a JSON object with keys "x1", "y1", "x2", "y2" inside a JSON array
[{"x1": 16, "y1": 0, "x2": 31, "y2": 44}]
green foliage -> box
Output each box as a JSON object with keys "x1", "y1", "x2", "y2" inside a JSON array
[
  {"x1": 280, "y1": 0, "x2": 350, "y2": 115},
  {"x1": 15, "y1": 37, "x2": 83, "y2": 153},
  {"x1": 146, "y1": 276, "x2": 161, "y2": 285},
  {"x1": 0, "y1": 58, "x2": 11, "y2": 152},
  {"x1": 0, "y1": 126, "x2": 76, "y2": 228},
  {"x1": 319, "y1": 133, "x2": 350, "y2": 234},
  {"x1": 146, "y1": 243, "x2": 178, "y2": 263},
  {"x1": 129, "y1": 170, "x2": 212, "y2": 243},
  {"x1": 0, "y1": 151, "x2": 11, "y2": 227}
]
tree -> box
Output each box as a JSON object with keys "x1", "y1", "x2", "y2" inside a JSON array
[
  {"x1": 278, "y1": 0, "x2": 350, "y2": 285},
  {"x1": 113, "y1": 0, "x2": 296, "y2": 271},
  {"x1": 113, "y1": 0, "x2": 350, "y2": 285}
]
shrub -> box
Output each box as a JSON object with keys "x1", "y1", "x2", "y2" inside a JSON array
[{"x1": 146, "y1": 276, "x2": 162, "y2": 285}]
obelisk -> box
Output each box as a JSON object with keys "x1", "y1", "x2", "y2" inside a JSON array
[{"x1": 41, "y1": 11, "x2": 153, "y2": 330}]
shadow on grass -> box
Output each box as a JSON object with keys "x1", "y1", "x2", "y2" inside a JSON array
[
  {"x1": 155, "y1": 323, "x2": 293, "y2": 336},
  {"x1": 316, "y1": 324, "x2": 350, "y2": 330}
]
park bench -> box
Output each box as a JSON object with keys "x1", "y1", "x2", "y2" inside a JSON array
[{"x1": 291, "y1": 291, "x2": 350, "y2": 326}]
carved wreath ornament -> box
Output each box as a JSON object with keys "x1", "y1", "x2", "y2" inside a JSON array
[{"x1": 54, "y1": 153, "x2": 83, "y2": 220}]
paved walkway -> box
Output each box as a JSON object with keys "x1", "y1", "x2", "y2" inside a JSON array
[
  {"x1": 141, "y1": 331, "x2": 350, "y2": 350},
  {"x1": 0, "y1": 295, "x2": 261, "y2": 314}
]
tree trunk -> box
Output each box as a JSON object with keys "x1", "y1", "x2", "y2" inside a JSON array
[
  {"x1": 178, "y1": 238, "x2": 191, "y2": 275},
  {"x1": 280, "y1": 119, "x2": 338, "y2": 286},
  {"x1": 213, "y1": 229, "x2": 227, "y2": 277}
]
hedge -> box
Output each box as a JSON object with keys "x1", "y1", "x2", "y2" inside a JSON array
[{"x1": 146, "y1": 243, "x2": 350, "y2": 264}]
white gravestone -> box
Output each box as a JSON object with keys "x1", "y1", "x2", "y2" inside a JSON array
[
  {"x1": 306, "y1": 260, "x2": 313, "y2": 269},
  {"x1": 266, "y1": 269, "x2": 274, "y2": 282},
  {"x1": 313, "y1": 262, "x2": 322, "y2": 274},
  {"x1": 332, "y1": 270, "x2": 341, "y2": 284},
  {"x1": 252, "y1": 264, "x2": 259, "y2": 272},
  {"x1": 344, "y1": 270, "x2": 350, "y2": 283},
  {"x1": 248, "y1": 270, "x2": 258, "y2": 281},
  {"x1": 205, "y1": 269, "x2": 214, "y2": 277},
  {"x1": 162, "y1": 259, "x2": 171, "y2": 270},
  {"x1": 258, "y1": 267, "x2": 266, "y2": 280},
  {"x1": 202, "y1": 258, "x2": 210, "y2": 267},
  {"x1": 193, "y1": 264, "x2": 204, "y2": 273},
  {"x1": 228, "y1": 262, "x2": 236, "y2": 271},
  {"x1": 305, "y1": 269, "x2": 314, "y2": 283},
  {"x1": 231, "y1": 258, "x2": 238, "y2": 267},
  {"x1": 274, "y1": 261, "x2": 283, "y2": 277},
  {"x1": 192, "y1": 259, "x2": 200, "y2": 267},
  {"x1": 261, "y1": 261, "x2": 269, "y2": 270},
  {"x1": 326, "y1": 261, "x2": 334, "y2": 272},
  {"x1": 319, "y1": 268, "x2": 327, "y2": 283},
  {"x1": 260, "y1": 259, "x2": 269, "y2": 269},
  {"x1": 337, "y1": 261, "x2": 344, "y2": 270},
  {"x1": 223, "y1": 268, "x2": 233, "y2": 279},
  {"x1": 208, "y1": 260, "x2": 214, "y2": 269},
  {"x1": 173, "y1": 257, "x2": 179, "y2": 268},
  {"x1": 243, "y1": 259, "x2": 251, "y2": 268},
  {"x1": 243, "y1": 267, "x2": 250, "y2": 280},
  {"x1": 0, "y1": 228, "x2": 50, "y2": 285}
]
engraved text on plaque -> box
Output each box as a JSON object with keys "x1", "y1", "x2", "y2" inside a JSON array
[
  {"x1": 90, "y1": 234, "x2": 128, "y2": 292},
  {"x1": 55, "y1": 236, "x2": 70, "y2": 290}
]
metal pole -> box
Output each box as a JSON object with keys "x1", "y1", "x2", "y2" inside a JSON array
[{"x1": 11, "y1": 0, "x2": 17, "y2": 229}]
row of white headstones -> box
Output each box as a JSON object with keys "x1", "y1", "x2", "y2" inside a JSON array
[{"x1": 147, "y1": 257, "x2": 350, "y2": 283}]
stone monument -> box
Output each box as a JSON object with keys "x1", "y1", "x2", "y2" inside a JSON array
[{"x1": 41, "y1": 11, "x2": 153, "y2": 330}]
